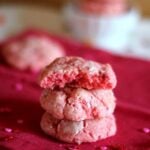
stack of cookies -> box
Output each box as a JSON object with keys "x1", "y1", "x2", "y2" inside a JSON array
[{"x1": 39, "y1": 56, "x2": 117, "y2": 144}]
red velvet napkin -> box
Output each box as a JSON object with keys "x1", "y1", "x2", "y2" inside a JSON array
[{"x1": 0, "y1": 31, "x2": 150, "y2": 150}]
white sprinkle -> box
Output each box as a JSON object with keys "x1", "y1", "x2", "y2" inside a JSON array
[{"x1": 4, "y1": 128, "x2": 12, "y2": 133}]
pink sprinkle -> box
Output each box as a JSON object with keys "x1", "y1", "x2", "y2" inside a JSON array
[
  {"x1": 17, "y1": 119, "x2": 24, "y2": 124},
  {"x1": 142, "y1": 128, "x2": 150, "y2": 134},
  {"x1": 100, "y1": 146, "x2": 108, "y2": 150},
  {"x1": 15, "y1": 83, "x2": 23, "y2": 91},
  {"x1": 4, "y1": 128, "x2": 12, "y2": 133}
]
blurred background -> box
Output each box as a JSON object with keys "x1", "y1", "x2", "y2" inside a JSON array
[
  {"x1": 0, "y1": 0, "x2": 149, "y2": 16},
  {"x1": 0, "y1": 0, "x2": 150, "y2": 59}
]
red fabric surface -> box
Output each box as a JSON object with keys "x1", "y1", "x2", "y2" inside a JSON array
[{"x1": 0, "y1": 31, "x2": 150, "y2": 150}]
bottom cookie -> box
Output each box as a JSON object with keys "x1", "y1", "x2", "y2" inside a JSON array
[{"x1": 40, "y1": 112, "x2": 117, "y2": 144}]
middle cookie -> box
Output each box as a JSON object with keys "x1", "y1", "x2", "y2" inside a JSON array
[{"x1": 40, "y1": 87, "x2": 116, "y2": 121}]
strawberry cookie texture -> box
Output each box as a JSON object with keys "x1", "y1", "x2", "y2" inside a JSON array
[
  {"x1": 41, "y1": 112, "x2": 117, "y2": 144},
  {"x1": 39, "y1": 56, "x2": 117, "y2": 144},
  {"x1": 40, "y1": 88, "x2": 116, "y2": 121},
  {"x1": 39, "y1": 57, "x2": 117, "y2": 90}
]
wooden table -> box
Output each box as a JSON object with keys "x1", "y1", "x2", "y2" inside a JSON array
[{"x1": 133, "y1": 0, "x2": 150, "y2": 17}]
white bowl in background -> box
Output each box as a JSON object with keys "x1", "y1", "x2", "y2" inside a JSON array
[{"x1": 63, "y1": 3, "x2": 140, "y2": 52}]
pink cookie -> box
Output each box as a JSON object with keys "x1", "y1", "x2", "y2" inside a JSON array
[
  {"x1": 2, "y1": 36, "x2": 65, "y2": 72},
  {"x1": 40, "y1": 88, "x2": 116, "y2": 121},
  {"x1": 40, "y1": 112, "x2": 117, "y2": 144},
  {"x1": 39, "y1": 57, "x2": 117, "y2": 90}
]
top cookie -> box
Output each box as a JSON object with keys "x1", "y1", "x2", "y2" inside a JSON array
[{"x1": 39, "y1": 57, "x2": 117, "y2": 90}]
